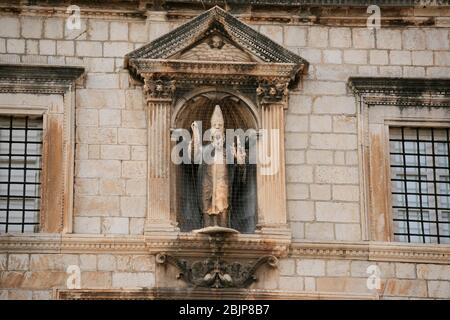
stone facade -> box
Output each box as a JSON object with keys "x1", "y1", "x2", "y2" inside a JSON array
[{"x1": 0, "y1": 1, "x2": 450, "y2": 299}]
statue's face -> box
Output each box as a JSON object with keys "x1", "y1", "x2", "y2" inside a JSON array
[
  {"x1": 211, "y1": 35, "x2": 223, "y2": 48},
  {"x1": 212, "y1": 119, "x2": 224, "y2": 131}
]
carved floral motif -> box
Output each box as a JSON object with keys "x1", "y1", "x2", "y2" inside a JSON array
[
  {"x1": 256, "y1": 79, "x2": 290, "y2": 103},
  {"x1": 143, "y1": 76, "x2": 176, "y2": 99}
]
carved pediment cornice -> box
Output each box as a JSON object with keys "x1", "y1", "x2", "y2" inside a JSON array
[
  {"x1": 133, "y1": 60, "x2": 300, "y2": 100},
  {"x1": 131, "y1": 60, "x2": 301, "y2": 78},
  {"x1": 125, "y1": 6, "x2": 308, "y2": 97},
  {"x1": 126, "y1": 6, "x2": 307, "y2": 64}
]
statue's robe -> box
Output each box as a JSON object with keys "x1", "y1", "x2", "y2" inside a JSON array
[
  {"x1": 198, "y1": 145, "x2": 229, "y2": 227},
  {"x1": 179, "y1": 142, "x2": 256, "y2": 233},
  {"x1": 197, "y1": 143, "x2": 256, "y2": 231}
]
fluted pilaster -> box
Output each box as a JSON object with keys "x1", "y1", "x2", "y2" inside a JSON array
[
  {"x1": 145, "y1": 94, "x2": 177, "y2": 233},
  {"x1": 257, "y1": 102, "x2": 289, "y2": 235}
]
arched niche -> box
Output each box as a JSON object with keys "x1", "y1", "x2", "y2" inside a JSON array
[
  {"x1": 172, "y1": 91, "x2": 258, "y2": 233},
  {"x1": 174, "y1": 91, "x2": 258, "y2": 130},
  {"x1": 125, "y1": 6, "x2": 308, "y2": 240}
]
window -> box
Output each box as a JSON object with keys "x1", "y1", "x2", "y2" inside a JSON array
[
  {"x1": 349, "y1": 77, "x2": 450, "y2": 242},
  {"x1": 0, "y1": 115, "x2": 43, "y2": 233},
  {"x1": 0, "y1": 64, "x2": 84, "y2": 233},
  {"x1": 390, "y1": 127, "x2": 450, "y2": 244}
]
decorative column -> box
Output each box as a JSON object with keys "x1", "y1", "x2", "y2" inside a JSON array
[
  {"x1": 256, "y1": 79, "x2": 290, "y2": 235},
  {"x1": 143, "y1": 75, "x2": 178, "y2": 233}
]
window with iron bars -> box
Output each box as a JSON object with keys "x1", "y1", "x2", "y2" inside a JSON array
[
  {"x1": 390, "y1": 127, "x2": 450, "y2": 244},
  {"x1": 0, "y1": 115, "x2": 43, "y2": 233}
]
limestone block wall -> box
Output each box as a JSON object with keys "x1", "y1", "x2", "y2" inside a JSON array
[
  {"x1": 277, "y1": 25, "x2": 450, "y2": 242},
  {"x1": 0, "y1": 252, "x2": 155, "y2": 299},
  {"x1": 0, "y1": 14, "x2": 181, "y2": 236},
  {"x1": 0, "y1": 13, "x2": 449, "y2": 239},
  {"x1": 1, "y1": 252, "x2": 450, "y2": 299},
  {"x1": 271, "y1": 258, "x2": 450, "y2": 299},
  {"x1": 0, "y1": 8, "x2": 449, "y2": 299}
]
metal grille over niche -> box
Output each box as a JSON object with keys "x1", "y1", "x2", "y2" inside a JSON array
[{"x1": 173, "y1": 93, "x2": 257, "y2": 233}]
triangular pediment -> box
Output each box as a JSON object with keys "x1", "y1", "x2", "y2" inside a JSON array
[
  {"x1": 174, "y1": 31, "x2": 257, "y2": 63},
  {"x1": 125, "y1": 6, "x2": 307, "y2": 66}
]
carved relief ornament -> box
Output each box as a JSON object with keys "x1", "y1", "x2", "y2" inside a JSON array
[
  {"x1": 143, "y1": 75, "x2": 176, "y2": 100},
  {"x1": 256, "y1": 78, "x2": 290, "y2": 104}
]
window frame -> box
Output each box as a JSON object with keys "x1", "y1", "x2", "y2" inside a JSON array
[
  {"x1": 0, "y1": 64, "x2": 84, "y2": 234},
  {"x1": 349, "y1": 77, "x2": 450, "y2": 242}
]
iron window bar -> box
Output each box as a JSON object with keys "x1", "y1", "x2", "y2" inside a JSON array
[
  {"x1": 391, "y1": 152, "x2": 448, "y2": 157},
  {"x1": 391, "y1": 165, "x2": 450, "y2": 170},
  {"x1": 391, "y1": 178, "x2": 450, "y2": 184},
  {"x1": 0, "y1": 115, "x2": 43, "y2": 233},
  {"x1": 392, "y1": 192, "x2": 450, "y2": 197},
  {"x1": 394, "y1": 205, "x2": 450, "y2": 210},
  {"x1": 393, "y1": 218, "x2": 450, "y2": 224},
  {"x1": 390, "y1": 127, "x2": 450, "y2": 244},
  {"x1": 394, "y1": 233, "x2": 450, "y2": 238}
]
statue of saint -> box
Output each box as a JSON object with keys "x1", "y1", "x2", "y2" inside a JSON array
[{"x1": 189, "y1": 105, "x2": 246, "y2": 229}]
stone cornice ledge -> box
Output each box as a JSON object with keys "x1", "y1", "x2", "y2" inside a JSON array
[
  {"x1": 129, "y1": 59, "x2": 303, "y2": 79},
  {"x1": 348, "y1": 77, "x2": 450, "y2": 107},
  {"x1": 54, "y1": 288, "x2": 378, "y2": 300},
  {"x1": 348, "y1": 77, "x2": 450, "y2": 96},
  {"x1": 0, "y1": 64, "x2": 85, "y2": 94},
  {"x1": 144, "y1": 232, "x2": 292, "y2": 258},
  {"x1": 290, "y1": 241, "x2": 450, "y2": 264},
  {"x1": 164, "y1": 0, "x2": 448, "y2": 6},
  {"x1": 0, "y1": 234, "x2": 147, "y2": 254},
  {"x1": 1, "y1": 234, "x2": 450, "y2": 264}
]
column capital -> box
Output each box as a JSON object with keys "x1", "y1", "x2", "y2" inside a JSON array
[
  {"x1": 143, "y1": 75, "x2": 176, "y2": 101},
  {"x1": 256, "y1": 77, "x2": 290, "y2": 105}
]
